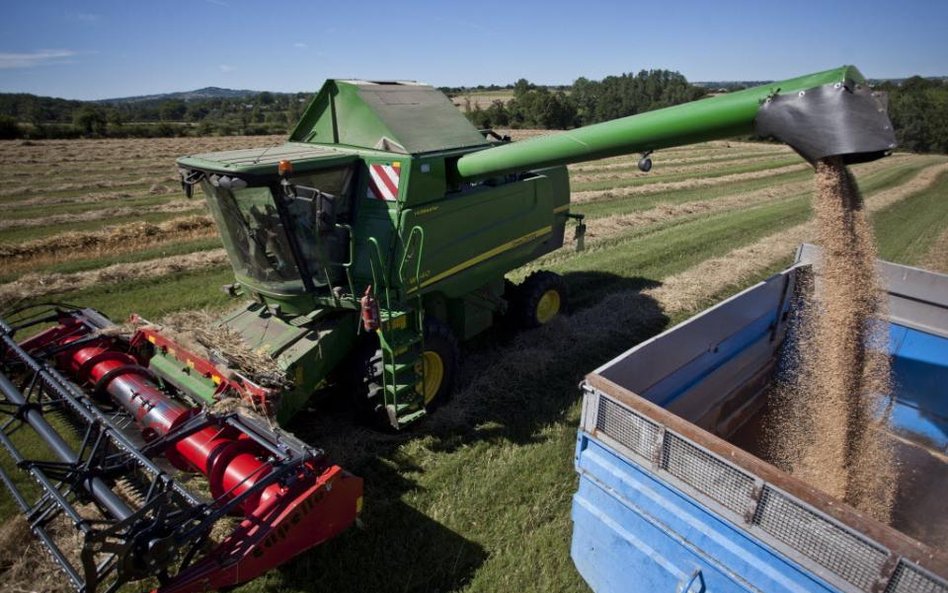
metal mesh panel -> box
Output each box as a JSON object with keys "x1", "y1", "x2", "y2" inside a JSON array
[
  {"x1": 756, "y1": 486, "x2": 888, "y2": 590},
  {"x1": 886, "y1": 563, "x2": 948, "y2": 593},
  {"x1": 588, "y1": 390, "x2": 948, "y2": 593},
  {"x1": 595, "y1": 397, "x2": 659, "y2": 462},
  {"x1": 662, "y1": 433, "x2": 756, "y2": 515}
]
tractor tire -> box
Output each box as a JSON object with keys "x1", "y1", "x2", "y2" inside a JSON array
[
  {"x1": 510, "y1": 271, "x2": 568, "y2": 329},
  {"x1": 419, "y1": 316, "x2": 460, "y2": 412},
  {"x1": 346, "y1": 316, "x2": 459, "y2": 426}
]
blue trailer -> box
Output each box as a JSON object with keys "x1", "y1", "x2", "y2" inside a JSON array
[{"x1": 571, "y1": 244, "x2": 947, "y2": 593}]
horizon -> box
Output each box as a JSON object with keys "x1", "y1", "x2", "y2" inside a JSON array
[{"x1": 1, "y1": 0, "x2": 946, "y2": 101}]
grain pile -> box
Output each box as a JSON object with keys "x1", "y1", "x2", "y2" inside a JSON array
[{"x1": 769, "y1": 157, "x2": 897, "y2": 522}]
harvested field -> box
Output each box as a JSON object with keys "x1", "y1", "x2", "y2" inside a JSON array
[{"x1": 0, "y1": 134, "x2": 945, "y2": 593}]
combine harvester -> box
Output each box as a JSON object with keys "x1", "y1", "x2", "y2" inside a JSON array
[
  {"x1": 571, "y1": 246, "x2": 948, "y2": 592},
  {"x1": 0, "y1": 66, "x2": 902, "y2": 591}
]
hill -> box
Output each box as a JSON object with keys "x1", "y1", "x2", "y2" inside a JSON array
[{"x1": 96, "y1": 86, "x2": 268, "y2": 104}]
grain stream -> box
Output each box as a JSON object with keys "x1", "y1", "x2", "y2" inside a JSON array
[{"x1": 767, "y1": 158, "x2": 896, "y2": 522}]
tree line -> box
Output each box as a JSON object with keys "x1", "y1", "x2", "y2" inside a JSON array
[
  {"x1": 0, "y1": 90, "x2": 308, "y2": 139},
  {"x1": 458, "y1": 72, "x2": 948, "y2": 155},
  {"x1": 0, "y1": 73, "x2": 945, "y2": 154},
  {"x1": 875, "y1": 77, "x2": 948, "y2": 153},
  {"x1": 462, "y1": 70, "x2": 706, "y2": 130}
]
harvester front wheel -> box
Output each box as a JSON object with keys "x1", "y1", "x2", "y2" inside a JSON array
[
  {"x1": 419, "y1": 317, "x2": 460, "y2": 411},
  {"x1": 511, "y1": 271, "x2": 568, "y2": 328},
  {"x1": 346, "y1": 335, "x2": 386, "y2": 424}
]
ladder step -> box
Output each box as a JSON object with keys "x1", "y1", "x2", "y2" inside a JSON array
[
  {"x1": 396, "y1": 409, "x2": 427, "y2": 426},
  {"x1": 384, "y1": 381, "x2": 421, "y2": 395},
  {"x1": 383, "y1": 362, "x2": 418, "y2": 376}
]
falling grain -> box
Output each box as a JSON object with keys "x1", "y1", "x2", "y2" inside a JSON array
[{"x1": 769, "y1": 157, "x2": 897, "y2": 523}]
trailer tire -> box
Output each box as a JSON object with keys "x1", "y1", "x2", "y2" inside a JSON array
[
  {"x1": 420, "y1": 316, "x2": 460, "y2": 412},
  {"x1": 511, "y1": 271, "x2": 568, "y2": 329}
]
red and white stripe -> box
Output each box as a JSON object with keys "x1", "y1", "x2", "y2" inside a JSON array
[{"x1": 366, "y1": 163, "x2": 401, "y2": 201}]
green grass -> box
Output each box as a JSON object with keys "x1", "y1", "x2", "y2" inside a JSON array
[
  {"x1": 873, "y1": 170, "x2": 948, "y2": 265},
  {"x1": 570, "y1": 156, "x2": 802, "y2": 192},
  {"x1": 0, "y1": 209, "x2": 204, "y2": 244},
  {"x1": 34, "y1": 266, "x2": 235, "y2": 321},
  {"x1": 577, "y1": 166, "x2": 812, "y2": 219},
  {"x1": 0, "y1": 236, "x2": 222, "y2": 283},
  {"x1": 3, "y1": 194, "x2": 182, "y2": 219},
  {"x1": 0, "y1": 181, "x2": 161, "y2": 204},
  {"x1": 570, "y1": 148, "x2": 790, "y2": 176}
]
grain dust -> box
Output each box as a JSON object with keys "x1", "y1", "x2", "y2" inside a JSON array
[{"x1": 769, "y1": 157, "x2": 897, "y2": 522}]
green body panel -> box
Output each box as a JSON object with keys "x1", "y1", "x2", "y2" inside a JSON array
[
  {"x1": 146, "y1": 302, "x2": 358, "y2": 422},
  {"x1": 396, "y1": 168, "x2": 569, "y2": 300},
  {"x1": 289, "y1": 80, "x2": 489, "y2": 154},
  {"x1": 149, "y1": 351, "x2": 219, "y2": 403},
  {"x1": 455, "y1": 66, "x2": 866, "y2": 179},
  {"x1": 171, "y1": 66, "x2": 881, "y2": 426}
]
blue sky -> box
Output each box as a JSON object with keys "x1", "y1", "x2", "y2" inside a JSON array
[{"x1": 1, "y1": 0, "x2": 946, "y2": 100}]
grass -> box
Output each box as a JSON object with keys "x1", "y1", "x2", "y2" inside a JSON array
[
  {"x1": 873, "y1": 170, "x2": 948, "y2": 264},
  {"x1": 4, "y1": 194, "x2": 182, "y2": 219},
  {"x1": 0, "y1": 209, "x2": 204, "y2": 244},
  {"x1": 0, "y1": 136, "x2": 944, "y2": 593},
  {"x1": 36, "y1": 266, "x2": 235, "y2": 321},
  {"x1": 0, "y1": 236, "x2": 222, "y2": 283},
  {"x1": 570, "y1": 156, "x2": 802, "y2": 192}
]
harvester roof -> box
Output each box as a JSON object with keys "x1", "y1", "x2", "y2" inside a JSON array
[
  {"x1": 288, "y1": 79, "x2": 490, "y2": 155},
  {"x1": 177, "y1": 143, "x2": 356, "y2": 176}
]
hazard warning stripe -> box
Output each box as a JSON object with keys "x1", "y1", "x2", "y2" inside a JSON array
[{"x1": 367, "y1": 163, "x2": 400, "y2": 201}]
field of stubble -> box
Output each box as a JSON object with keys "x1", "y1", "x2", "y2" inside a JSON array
[{"x1": 0, "y1": 133, "x2": 946, "y2": 593}]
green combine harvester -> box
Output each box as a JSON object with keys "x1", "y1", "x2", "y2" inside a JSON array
[
  {"x1": 172, "y1": 65, "x2": 894, "y2": 428},
  {"x1": 0, "y1": 66, "x2": 895, "y2": 592}
]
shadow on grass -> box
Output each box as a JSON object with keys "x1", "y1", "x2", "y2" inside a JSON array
[
  {"x1": 273, "y1": 471, "x2": 488, "y2": 592},
  {"x1": 276, "y1": 272, "x2": 668, "y2": 592}
]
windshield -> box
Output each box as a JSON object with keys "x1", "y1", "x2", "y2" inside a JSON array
[
  {"x1": 199, "y1": 166, "x2": 356, "y2": 293},
  {"x1": 201, "y1": 180, "x2": 303, "y2": 290}
]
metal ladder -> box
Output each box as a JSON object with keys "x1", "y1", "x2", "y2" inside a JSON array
[{"x1": 368, "y1": 226, "x2": 426, "y2": 428}]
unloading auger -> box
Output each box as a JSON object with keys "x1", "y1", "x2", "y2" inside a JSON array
[{"x1": 0, "y1": 305, "x2": 361, "y2": 592}]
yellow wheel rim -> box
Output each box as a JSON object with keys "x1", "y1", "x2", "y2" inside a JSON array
[
  {"x1": 421, "y1": 351, "x2": 444, "y2": 405},
  {"x1": 535, "y1": 289, "x2": 561, "y2": 324}
]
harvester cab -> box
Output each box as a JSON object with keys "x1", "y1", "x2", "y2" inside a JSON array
[{"x1": 0, "y1": 66, "x2": 897, "y2": 592}]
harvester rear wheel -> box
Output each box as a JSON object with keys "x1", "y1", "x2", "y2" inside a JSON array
[
  {"x1": 419, "y1": 316, "x2": 460, "y2": 412},
  {"x1": 511, "y1": 271, "x2": 568, "y2": 329}
]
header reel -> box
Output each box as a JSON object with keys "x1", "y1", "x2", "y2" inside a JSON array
[{"x1": 0, "y1": 305, "x2": 362, "y2": 592}]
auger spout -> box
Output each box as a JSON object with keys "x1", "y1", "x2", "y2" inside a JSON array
[{"x1": 454, "y1": 65, "x2": 896, "y2": 180}]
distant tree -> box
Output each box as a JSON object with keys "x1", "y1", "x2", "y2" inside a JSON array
[
  {"x1": 72, "y1": 105, "x2": 107, "y2": 136},
  {"x1": 513, "y1": 78, "x2": 536, "y2": 98},
  {"x1": 257, "y1": 91, "x2": 274, "y2": 105},
  {"x1": 159, "y1": 99, "x2": 187, "y2": 121},
  {"x1": 0, "y1": 115, "x2": 21, "y2": 139},
  {"x1": 884, "y1": 78, "x2": 948, "y2": 153},
  {"x1": 485, "y1": 100, "x2": 510, "y2": 127},
  {"x1": 106, "y1": 109, "x2": 126, "y2": 135},
  {"x1": 186, "y1": 105, "x2": 210, "y2": 122}
]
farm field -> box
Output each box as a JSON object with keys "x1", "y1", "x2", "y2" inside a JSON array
[
  {"x1": 0, "y1": 133, "x2": 946, "y2": 593},
  {"x1": 450, "y1": 89, "x2": 516, "y2": 110}
]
